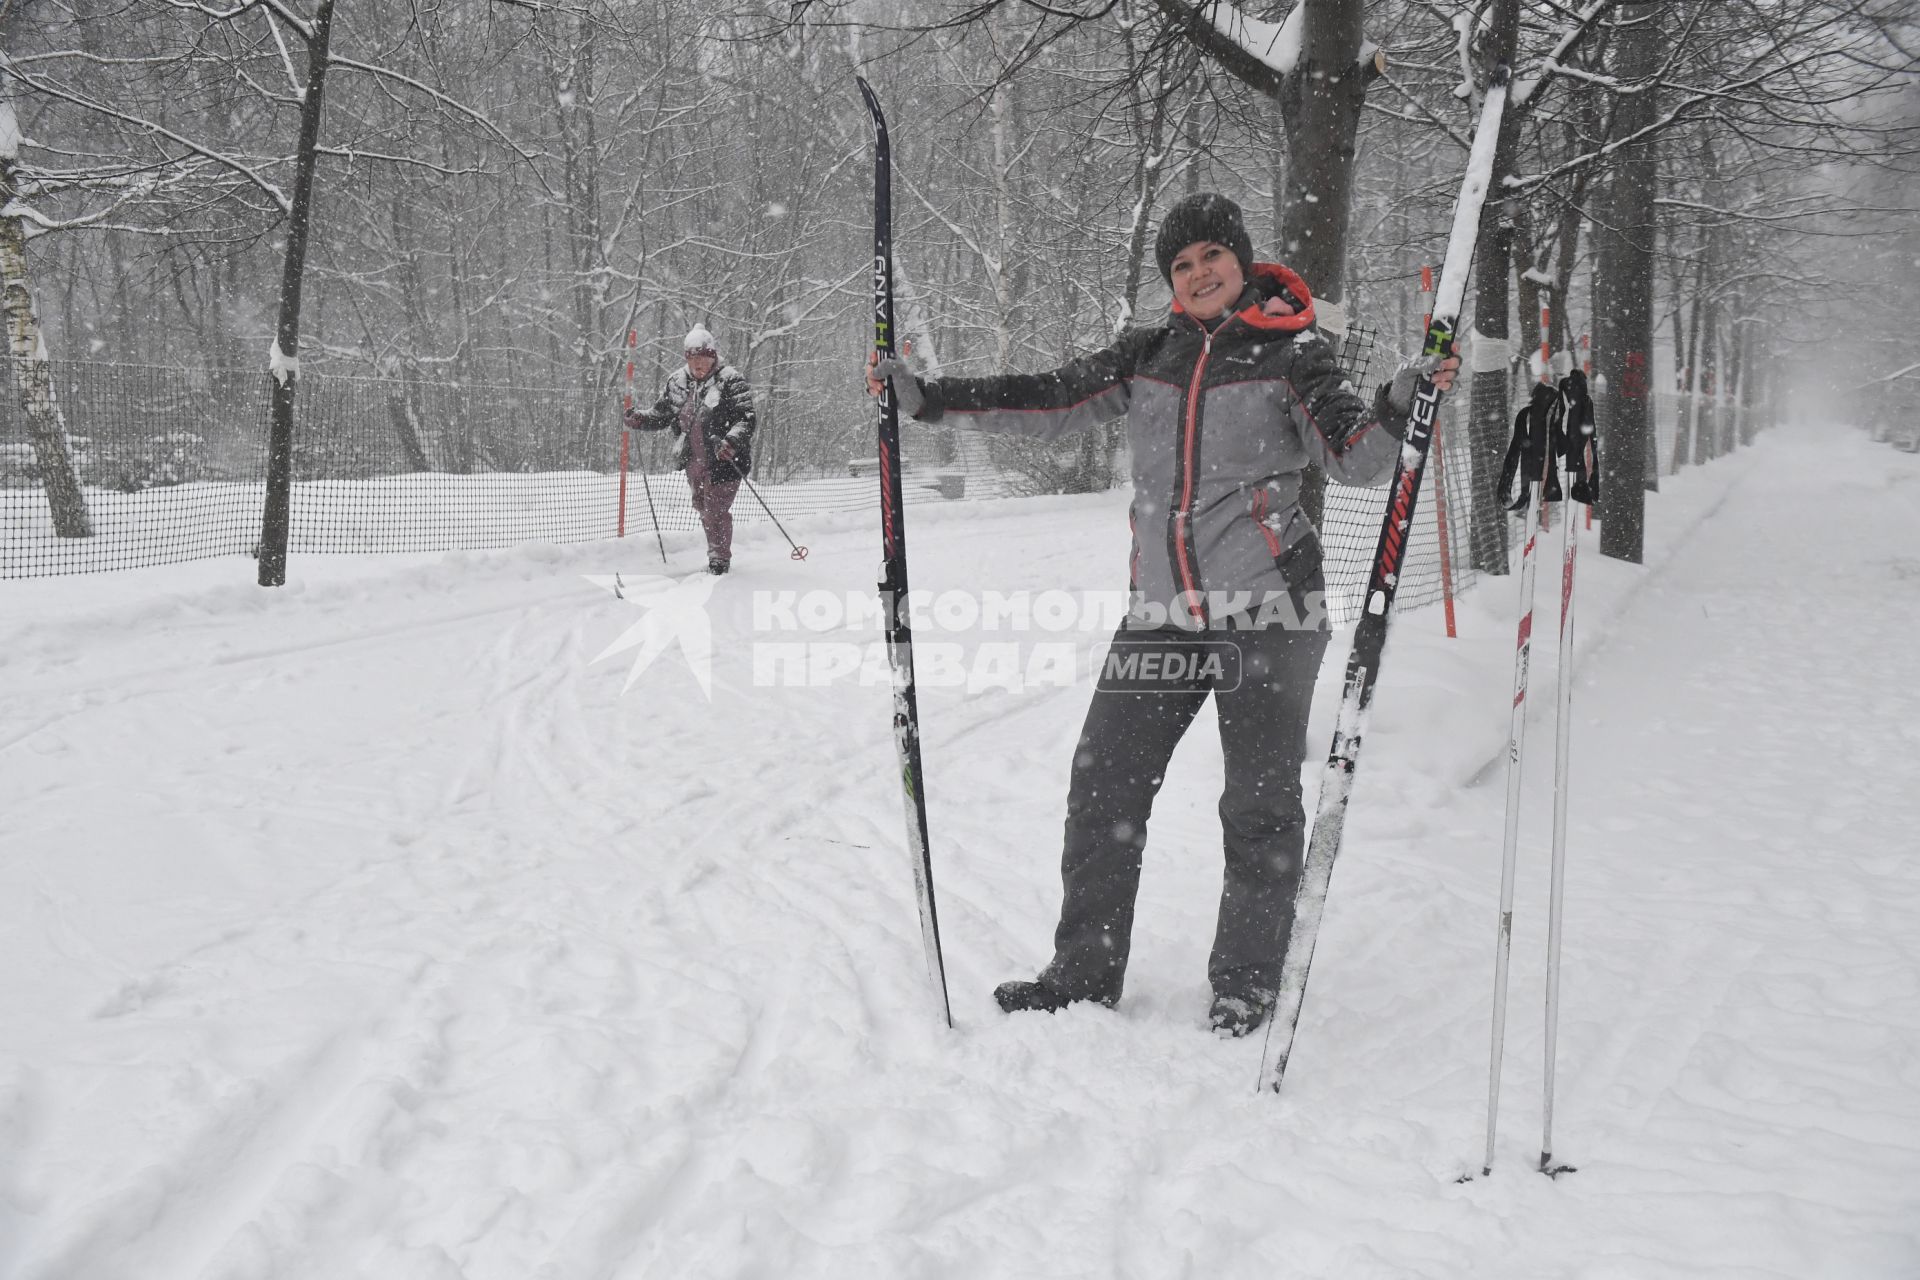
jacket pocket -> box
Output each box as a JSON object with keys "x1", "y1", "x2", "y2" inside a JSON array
[
  {"x1": 1273, "y1": 530, "x2": 1325, "y2": 616},
  {"x1": 1248, "y1": 488, "x2": 1283, "y2": 557}
]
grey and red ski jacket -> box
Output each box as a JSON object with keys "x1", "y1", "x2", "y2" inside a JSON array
[
  {"x1": 910, "y1": 263, "x2": 1411, "y2": 631},
  {"x1": 626, "y1": 363, "x2": 757, "y2": 480}
]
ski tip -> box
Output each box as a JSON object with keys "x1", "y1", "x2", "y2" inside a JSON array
[
  {"x1": 856, "y1": 76, "x2": 888, "y2": 127},
  {"x1": 1490, "y1": 62, "x2": 1512, "y2": 87}
]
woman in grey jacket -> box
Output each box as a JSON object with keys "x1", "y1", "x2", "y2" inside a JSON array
[{"x1": 868, "y1": 194, "x2": 1458, "y2": 1036}]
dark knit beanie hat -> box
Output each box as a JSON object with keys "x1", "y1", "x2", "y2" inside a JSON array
[{"x1": 1155, "y1": 193, "x2": 1255, "y2": 284}]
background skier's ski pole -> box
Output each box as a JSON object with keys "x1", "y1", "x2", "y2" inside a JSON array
[
  {"x1": 622, "y1": 328, "x2": 668, "y2": 566},
  {"x1": 739, "y1": 475, "x2": 808, "y2": 560}
]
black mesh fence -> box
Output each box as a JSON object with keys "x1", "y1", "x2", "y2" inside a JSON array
[
  {"x1": 0, "y1": 364, "x2": 268, "y2": 577},
  {"x1": 0, "y1": 360, "x2": 1029, "y2": 577},
  {"x1": 284, "y1": 372, "x2": 622, "y2": 555},
  {"x1": 1318, "y1": 322, "x2": 1488, "y2": 624},
  {"x1": 3, "y1": 347, "x2": 1498, "y2": 624}
]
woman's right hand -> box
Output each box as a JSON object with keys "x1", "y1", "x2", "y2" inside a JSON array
[{"x1": 865, "y1": 351, "x2": 925, "y2": 419}]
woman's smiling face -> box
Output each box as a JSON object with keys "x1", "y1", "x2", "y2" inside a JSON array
[{"x1": 1169, "y1": 241, "x2": 1245, "y2": 321}]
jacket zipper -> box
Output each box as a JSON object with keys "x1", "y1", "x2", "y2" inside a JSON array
[{"x1": 1173, "y1": 326, "x2": 1216, "y2": 624}]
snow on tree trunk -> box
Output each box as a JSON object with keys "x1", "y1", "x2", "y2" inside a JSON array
[{"x1": 0, "y1": 109, "x2": 92, "y2": 540}]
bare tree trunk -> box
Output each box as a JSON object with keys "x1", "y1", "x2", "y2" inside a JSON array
[
  {"x1": 1465, "y1": 206, "x2": 1517, "y2": 575},
  {"x1": 386, "y1": 385, "x2": 431, "y2": 472},
  {"x1": 986, "y1": 7, "x2": 1020, "y2": 371},
  {"x1": 989, "y1": 83, "x2": 1015, "y2": 370},
  {"x1": 1740, "y1": 324, "x2": 1763, "y2": 445},
  {"x1": 1674, "y1": 251, "x2": 1706, "y2": 471},
  {"x1": 0, "y1": 192, "x2": 92, "y2": 537},
  {"x1": 1547, "y1": 200, "x2": 1582, "y2": 355},
  {"x1": 1513, "y1": 205, "x2": 1545, "y2": 382},
  {"x1": 1724, "y1": 309, "x2": 1747, "y2": 453},
  {"x1": 1595, "y1": 2, "x2": 1660, "y2": 563},
  {"x1": 1695, "y1": 301, "x2": 1719, "y2": 464},
  {"x1": 0, "y1": 92, "x2": 91, "y2": 538},
  {"x1": 1277, "y1": 0, "x2": 1379, "y2": 535},
  {"x1": 555, "y1": 18, "x2": 604, "y2": 464},
  {"x1": 1462, "y1": 0, "x2": 1522, "y2": 575},
  {"x1": 1182, "y1": 87, "x2": 1203, "y2": 196},
  {"x1": 258, "y1": 0, "x2": 337, "y2": 588},
  {"x1": 1112, "y1": 38, "x2": 1181, "y2": 485}
]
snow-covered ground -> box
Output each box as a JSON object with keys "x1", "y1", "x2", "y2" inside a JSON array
[{"x1": 2, "y1": 422, "x2": 1916, "y2": 1278}]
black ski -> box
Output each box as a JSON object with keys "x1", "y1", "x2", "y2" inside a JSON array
[
  {"x1": 857, "y1": 75, "x2": 952, "y2": 1027},
  {"x1": 1257, "y1": 64, "x2": 1512, "y2": 1094}
]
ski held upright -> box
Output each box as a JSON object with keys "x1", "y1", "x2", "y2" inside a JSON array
[
  {"x1": 857, "y1": 75, "x2": 953, "y2": 1028},
  {"x1": 1257, "y1": 63, "x2": 1512, "y2": 1095}
]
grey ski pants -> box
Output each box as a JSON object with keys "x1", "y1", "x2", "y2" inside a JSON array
[{"x1": 1038, "y1": 624, "x2": 1329, "y2": 1003}]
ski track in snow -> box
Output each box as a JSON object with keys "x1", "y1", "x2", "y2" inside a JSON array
[{"x1": 2, "y1": 426, "x2": 1917, "y2": 1278}]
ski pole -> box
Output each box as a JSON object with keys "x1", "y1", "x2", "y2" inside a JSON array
[
  {"x1": 1483, "y1": 437, "x2": 1552, "y2": 1178},
  {"x1": 1541, "y1": 382, "x2": 1595, "y2": 1178},
  {"x1": 739, "y1": 473, "x2": 809, "y2": 560},
  {"x1": 637, "y1": 464, "x2": 668, "y2": 566},
  {"x1": 1539, "y1": 451, "x2": 1579, "y2": 1178},
  {"x1": 622, "y1": 329, "x2": 668, "y2": 566}
]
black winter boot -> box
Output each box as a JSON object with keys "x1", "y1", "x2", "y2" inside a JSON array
[
  {"x1": 1209, "y1": 991, "x2": 1276, "y2": 1038},
  {"x1": 994, "y1": 978, "x2": 1112, "y2": 1016}
]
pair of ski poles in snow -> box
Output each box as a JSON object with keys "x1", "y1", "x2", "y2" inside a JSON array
[{"x1": 1481, "y1": 363, "x2": 1599, "y2": 1179}]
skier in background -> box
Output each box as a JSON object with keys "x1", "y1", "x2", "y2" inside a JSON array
[
  {"x1": 627, "y1": 325, "x2": 757, "y2": 575},
  {"x1": 866, "y1": 193, "x2": 1459, "y2": 1037}
]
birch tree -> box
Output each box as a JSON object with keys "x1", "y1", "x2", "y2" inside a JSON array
[{"x1": 0, "y1": 73, "x2": 89, "y2": 536}]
